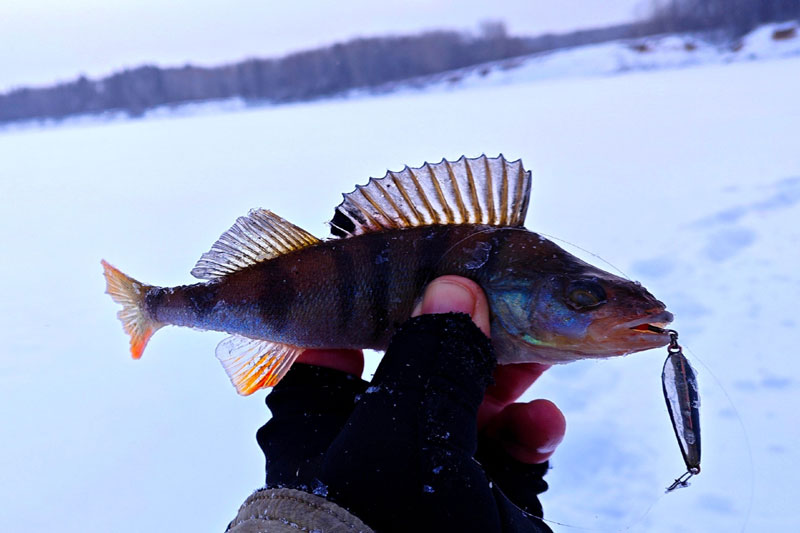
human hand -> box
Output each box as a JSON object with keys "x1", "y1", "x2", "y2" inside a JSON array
[
  {"x1": 410, "y1": 275, "x2": 566, "y2": 465},
  {"x1": 296, "y1": 275, "x2": 566, "y2": 465},
  {"x1": 258, "y1": 276, "x2": 563, "y2": 532}
]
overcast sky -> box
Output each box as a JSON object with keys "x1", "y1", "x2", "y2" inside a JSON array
[{"x1": 0, "y1": 0, "x2": 647, "y2": 91}]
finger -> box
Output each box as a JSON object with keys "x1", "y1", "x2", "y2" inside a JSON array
[
  {"x1": 483, "y1": 399, "x2": 566, "y2": 464},
  {"x1": 411, "y1": 275, "x2": 491, "y2": 337},
  {"x1": 296, "y1": 348, "x2": 365, "y2": 377},
  {"x1": 477, "y1": 363, "x2": 550, "y2": 428},
  {"x1": 485, "y1": 363, "x2": 550, "y2": 404}
]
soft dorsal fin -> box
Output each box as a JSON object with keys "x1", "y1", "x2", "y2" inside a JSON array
[
  {"x1": 216, "y1": 335, "x2": 304, "y2": 395},
  {"x1": 329, "y1": 154, "x2": 531, "y2": 238},
  {"x1": 192, "y1": 209, "x2": 320, "y2": 280}
]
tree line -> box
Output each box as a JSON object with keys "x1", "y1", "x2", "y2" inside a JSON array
[
  {"x1": 0, "y1": 26, "x2": 531, "y2": 124},
  {"x1": 640, "y1": 0, "x2": 800, "y2": 36},
  {"x1": 1, "y1": 21, "x2": 651, "y2": 125},
  {"x1": 1, "y1": 1, "x2": 798, "y2": 125}
]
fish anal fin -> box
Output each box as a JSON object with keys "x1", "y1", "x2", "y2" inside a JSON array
[
  {"x1": 329, "y1": 154, "x2": 531, "y2": 237},
  {"x1": 215, "y1": 335, "x2": 304, "y2": 395},
  {"x1": 192, "y1": 209, "x2": 320, "y2": 280}
]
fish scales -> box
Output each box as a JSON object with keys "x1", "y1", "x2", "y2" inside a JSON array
[
  {"x1": 102, "y1": 154, "x2": 675, "y2": 395},
  {"x1": 143, "y1": 226, "x2": 470, "y2": 348},
  {"x1": 365, "y1": 236, "x2": 391, "y2": 343},
  {"x1": 331, "y1": 242, "x2": 355, "y2": 333}
]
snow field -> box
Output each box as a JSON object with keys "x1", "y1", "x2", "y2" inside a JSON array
[{"x1": 1, "y1": 42, "x2": 799, "y2": 531}]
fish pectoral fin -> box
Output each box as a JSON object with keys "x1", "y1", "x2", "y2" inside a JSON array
[
  {"x1": 329, "y1": 154, "x2": 531, "y2": 237},
  {"x1": 216, "y1": 335, "x2": 304, "y2": 395},
  {"x1": 191, "y1": 209, "x2": 320, "y2": 280}
]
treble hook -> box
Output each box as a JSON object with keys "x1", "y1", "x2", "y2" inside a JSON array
[{"x1": 666, "y1": 470, "x2": 696, "y2": 492}]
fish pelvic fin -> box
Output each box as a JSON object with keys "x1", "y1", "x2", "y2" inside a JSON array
[
  {"x1": 216, "y1": 335, "x2": 304, "y2": 395},
  {"x1": 101, "y1": 260, "x2": 163, "y2": 360}
]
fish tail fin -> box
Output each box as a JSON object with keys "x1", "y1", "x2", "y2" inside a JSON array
[{"x1": 101, "y1": 260, "x2": 163, "y2": 359}]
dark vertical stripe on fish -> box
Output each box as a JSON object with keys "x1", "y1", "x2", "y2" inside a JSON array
[
  {"x1": 367, "y1": 236, "x2": 391, "y2": 342},
  {"x1": 259, "y1": 262, "x2": 294, "y2": 334},
  {"x1": 144, "y1": 282, "x2": 220, "y2": 327},
  {"x1": 481, "y1": 229, "x2": 511, "y2": 280},
  {"x1": 414, "y1": 227, "x2": 447, "y2": 295},
  {"x1": 185, "y1": 282, "x2": 221, "y2": 320},
  {"x1": 144, "y1": 287, "x2": 170, "y2": 322},
  {"x1": 332, "y1": 244, "x2": 356, "y2": 333}
]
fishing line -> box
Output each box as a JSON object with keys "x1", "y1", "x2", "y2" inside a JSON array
[
  {"x1": 682, "y1": 344, "x2": 755, "y2": 533},
  {"x1": 510, "y1": 233, "x2": 718, "y2": 532},
  {"x1": 438, "y1": 227, "x2": 632, "y2": 284},
  {"x1": 539, "y1": 344, "x2": 755, "y2": 533},
  {"x1": 537, "y1": 232, "x2": 632, "y2": 281},
  {"x1": 438, "y1": 229, "x2": 752, "y2": 531},
  {"x1": 529, "y1": 231, "x2": 664, "y2": 530},
  {"x1": 540, "y1": 490, "x2": 667, "y2": 533},
  {"x1": 489, "y1": 230, "x2": 671, "y2": 532},
  {"x1": 431, "y1": 226, "x2": 504, "y2": 285},
  {"x1": 536, "y1": 474, "x2": 670, "y2": 533},
  {"x1": 536, "y1": 234, "x2": 753, "y2": 531}
]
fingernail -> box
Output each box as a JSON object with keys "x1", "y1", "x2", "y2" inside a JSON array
[
  {"x1": 535, "y1": 436, "x2": 563, "y2": 456},
  {"x1": 412, "y1": 279, "x2": 475, "y2": 317}
]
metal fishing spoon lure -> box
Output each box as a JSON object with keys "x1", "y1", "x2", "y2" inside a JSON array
[{"x1": 660, "y1": 329, "x2": 701, "y2": 491}]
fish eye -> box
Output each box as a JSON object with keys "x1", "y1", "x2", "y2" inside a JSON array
[{"x1": 566, "y1": 280, "x2": 607, "y2": 310}]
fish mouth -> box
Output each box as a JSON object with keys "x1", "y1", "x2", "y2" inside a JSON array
[{"x1": 621, "y1": 310, "x2": 674, "y2": 337}]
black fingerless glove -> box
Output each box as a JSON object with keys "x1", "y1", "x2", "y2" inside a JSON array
[
  {"x1": 257, "y1": 313, "x2": 553, "y2": 533},
  {"x1": 257, "y1": 364, "x2": 367, "y2": 490}
]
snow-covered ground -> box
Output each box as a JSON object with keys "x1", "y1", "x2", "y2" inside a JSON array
[
  {"x1": 1, "y1": 25, "x2": 799, "y2": 532},
  {"x1": 374, "y1": 21, "x2": 800, "y2": 96}
]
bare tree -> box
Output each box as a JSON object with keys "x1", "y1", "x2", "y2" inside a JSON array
[{"x1": 642, "y1": 0, "x2": 800, "y2": 36}]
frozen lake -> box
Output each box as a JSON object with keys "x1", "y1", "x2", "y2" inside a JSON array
[{"x1": 1, "y1": 44, "x2": 799, "y2": 531}]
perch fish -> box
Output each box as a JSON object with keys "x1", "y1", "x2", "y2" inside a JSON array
[{"x1": 102, "y1": 155, "x2": 674, "y2": 395}]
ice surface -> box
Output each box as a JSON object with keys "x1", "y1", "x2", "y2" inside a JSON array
[{"x1": 1, "y1": 24, "x2": 799, "y2": 532}]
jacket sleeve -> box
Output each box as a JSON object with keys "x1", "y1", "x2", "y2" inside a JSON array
[{"x1": 227, "y1": 487, "x2": 375, "y2": 533}]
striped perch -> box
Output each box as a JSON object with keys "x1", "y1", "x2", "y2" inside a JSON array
[{"x1": 103, "y1": 155, "x2": 674, "y2": 395}]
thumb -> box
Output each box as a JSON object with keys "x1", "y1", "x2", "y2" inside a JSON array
[{"x1": 412, "y1": 276, "x2": 491, "y2": 337}]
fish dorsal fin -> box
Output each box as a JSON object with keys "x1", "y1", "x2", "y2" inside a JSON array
[
  {"x1": 329, "y1": 154, "x2": 531, "y2": 238},
  {"x1": 191, "y1": 209, "x2": 320, "y2": 280},
  {"x1": 216, "y1": 335, "x2": 304, "y2": 395}
]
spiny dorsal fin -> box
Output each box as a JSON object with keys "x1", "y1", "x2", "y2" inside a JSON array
[
  {"x1": 329, "y1": 154, "x2": 531, "y2": 238},
  {"x1": 192, "y1": 209, "x2": 320, "y2": 280},
  {"x1": 216, "y1": 335, "x2": 304, "y2": 395}
]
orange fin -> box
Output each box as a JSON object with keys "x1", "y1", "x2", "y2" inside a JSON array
[
  {"x1": 215, "y1": 335, "x2": 304, "y2": 395},
  {"x1": 101, "y1": 260, "x2": 163, "y2": 359}
]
